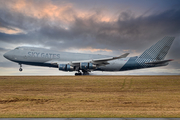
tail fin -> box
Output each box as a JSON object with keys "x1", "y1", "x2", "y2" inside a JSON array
[{"x1": 138, "y1": 36, "x2": 175, "y2": 61}]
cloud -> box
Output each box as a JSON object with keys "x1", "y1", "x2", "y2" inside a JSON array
[
  {"x1": 0, "y1": 47, "x2": 10, "y2": 52},
  {"x1": 79, "y1": 47, "x2": 112, "y2": 52},
  {"x1": 1, "y1": 1, "x2": 180, "y2": 51}
]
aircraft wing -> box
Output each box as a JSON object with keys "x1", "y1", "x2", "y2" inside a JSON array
[
  {"x1": 89, "y1": 53, "x2": 129, "y2": 65},
  {"x1": 92, "y1": 53, "x2": 129, "y2": 62},
  {"x1": 145, "y1": 59, "x2": 173, "y2": 65},
  {"x1": 47, "y1": 53, "x2": 129, "y2": 66},
  {"x1": 70, "y1": 53, "x2": 129, "y2": 65}
]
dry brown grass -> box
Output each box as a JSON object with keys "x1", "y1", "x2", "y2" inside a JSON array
[{"x1": 0, "y1": 75, "x2": 180, "y2": 117}]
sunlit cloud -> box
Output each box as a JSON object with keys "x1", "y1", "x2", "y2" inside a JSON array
[
  {"x1": 2, "y1": 0, "x2": 73, "y2": 23},
  {"x1": 64, "y1": 47, "x2": 112, "y2": 54},
  {"x1": 123, "y1": 49, "x2": 129, "y2": 52},
  {"x1": 0, "y1": 27, "x2": 26, "y2": 34},
  {"x1": 2, "y1": 0, "x2": 116, "y2": 25},
  {"x1": 79, "y1": 47, "x2": 112, "y2": 52}
]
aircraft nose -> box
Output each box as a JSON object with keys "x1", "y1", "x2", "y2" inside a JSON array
[
  {"x1": 3, "y1": 53, "x2": 7, "y2": 58},
  {"x1": 3, "y1": 52, "x2": 9, "y2": 59}
]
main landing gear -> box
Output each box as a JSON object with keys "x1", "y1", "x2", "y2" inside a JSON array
[
  {"x1": 75, "y1": 72, "x2": 82, "y2": 76},
  {"x1": 19, "y1": 64, "x2": 23, "y2": 72},
  {"x1": 83, "y1": 71, "x2": 89, "y2": 75},
  {"x1": 75, "y1": 70, "x2": 89, "y2": 76}
]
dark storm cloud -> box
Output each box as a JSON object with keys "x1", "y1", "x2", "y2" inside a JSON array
[
  {"x1": 0, "y1": 17, "x2": 13, "y2": 29},
  {"x1": 0, "y1": 8, "x2": 38, "y2": 31},
  {"x1": 0, "y1": 2, "x2": 180, "y2": 52},
  {"x1": 35, "y1": 8, "x2": 180, "y2": 55}
]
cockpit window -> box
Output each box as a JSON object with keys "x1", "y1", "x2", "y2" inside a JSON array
[{"x1": 14, "y1": 47, "x2": 24, "y2": 50}]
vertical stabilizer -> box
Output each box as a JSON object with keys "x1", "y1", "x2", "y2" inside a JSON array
[{"x1": 138, "y1": 36, "x2": 175, "y2": 60}]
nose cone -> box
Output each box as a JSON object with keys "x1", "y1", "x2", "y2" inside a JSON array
[
  {"x1": 3, "y1": 52, "x2": 10, "y2": 60},
  {"x1": 3, "y1": 53, "x2": 7, "y2": 58}
]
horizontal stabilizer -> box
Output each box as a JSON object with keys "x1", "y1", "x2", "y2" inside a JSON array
[{"x1": 145, "y1": 59, "x2": 173, "y2": 64}]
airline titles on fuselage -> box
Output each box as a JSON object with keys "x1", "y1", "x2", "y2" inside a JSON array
[{"x1": 28, "y1": 52, "x2": 60, "y2": 59}]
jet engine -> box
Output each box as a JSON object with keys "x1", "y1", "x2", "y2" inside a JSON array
[
  {"x1": 80, "y1": 62, "x2": 96, "y2": 70},
  {"x1": 59, "y1": 64, "x2": 74, "y2": 71}
]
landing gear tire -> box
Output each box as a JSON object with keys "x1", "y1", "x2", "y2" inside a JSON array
[
  {"x1": 83, "y1": 72, "x2": 89, "y2": 75},
  {"x1": 19, "y1": 68, "x2": 23, "y2": 72},
  {"x1": 19, "y1": 64, "x2": 23, "y2": 72},
  {"x1": 75, "y1": 72, "x2": 82, "y2": 76}
]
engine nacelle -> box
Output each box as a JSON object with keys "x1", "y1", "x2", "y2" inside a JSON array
[
  {"x1": 59, "y1": 64, "x2": 74, "y2": 71},
  {"x1": 80, "y1": 62, "x2": 96, "y2": 70}
]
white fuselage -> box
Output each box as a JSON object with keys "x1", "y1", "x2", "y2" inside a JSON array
[{"x1": 3, "y1": 47, "x2": 130, "y2": 71}]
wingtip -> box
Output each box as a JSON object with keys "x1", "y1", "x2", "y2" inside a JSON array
[{"x1": 124, "y1": 53, "x2": 130, "y2": 56}]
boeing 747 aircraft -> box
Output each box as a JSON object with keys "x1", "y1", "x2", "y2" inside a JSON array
[{"x1": 3, "y1": 37, "x2": 175, "y2": 75}]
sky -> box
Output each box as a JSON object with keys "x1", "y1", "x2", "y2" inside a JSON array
[{"x1": 0, "y1": 0, "x2": 180, "y2": 75}]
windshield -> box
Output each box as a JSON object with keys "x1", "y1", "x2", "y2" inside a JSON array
[
  {"x1": 14, "y1": 47, "x2": 19, "y2": 50},
  {"x1": 14, "y1": 47, "x2": 24, "y2": 50}
]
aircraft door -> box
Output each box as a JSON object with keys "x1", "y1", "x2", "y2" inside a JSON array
[{"x1": 24, "y1": 55, "x2": 27, "y2": 59}]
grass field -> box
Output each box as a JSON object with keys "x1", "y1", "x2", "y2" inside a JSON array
[{"x1": 0, "y1": 76, "x2": 180, "y2": 118}]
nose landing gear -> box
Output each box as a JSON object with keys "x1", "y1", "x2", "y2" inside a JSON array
[
  {"x1": 19, "y1": 64, "x2": 23, "y2": 72},
  {"x1": 19, "y1": 68, "x2": 23, "y2": 71}
]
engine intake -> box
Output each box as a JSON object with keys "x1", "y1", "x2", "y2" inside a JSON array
[
  {"x1": 80, "y1": 62, "x2": 96, "y2": 70},
  {"x1": 59, "y1": 64, "x2": 74, "y2": 71}
]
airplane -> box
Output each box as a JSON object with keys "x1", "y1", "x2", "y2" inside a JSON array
[{"x1": 3, "y1": 36, "x2": 175, "y2": 75}]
